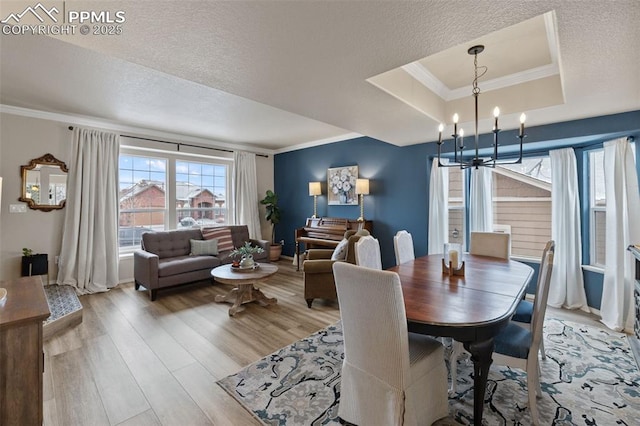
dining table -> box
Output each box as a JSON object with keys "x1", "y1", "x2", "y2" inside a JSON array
[{"x1": 388, "y1": 253, "x2": 534, "y2": 426}]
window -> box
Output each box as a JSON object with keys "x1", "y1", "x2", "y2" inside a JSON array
[
  {"x1": 492, "y1": 157, "x2": 552, "y2": 259},
  {"x1": 446, "y1": 157, "x2": 552, "y2": 259},
  {"x1": 119, "y1": 155, "x2": 167, "y2": 249},
  {"x1": 118, "y1": 149, "x2": 231, "y2": 251},
  {"x1": 176, "y1": 160, "x2": 228, "y2": 227},
  {"x1": 589, "y1": 142, "x2": 636, "y2": 267}
]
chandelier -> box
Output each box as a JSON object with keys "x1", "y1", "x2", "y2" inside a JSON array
[{"x1": 437, "y1": 45, "x2": 526, "y2": 169}]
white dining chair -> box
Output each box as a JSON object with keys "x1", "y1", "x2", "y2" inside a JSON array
[
  {"x1": 393, "y1": 230, "x2": 415, "y2": 265},
  {"x1": 354, "y1": 235, "x2": 382, "y2": 269},
  {"x1": 333, "y1": 262, "x2": 449, "y2": 425},
  {"x1": 492, "y1": 240, "x2": 555, "y2": 425}
]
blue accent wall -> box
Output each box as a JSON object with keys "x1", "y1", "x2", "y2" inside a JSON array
[{"x1": 274, "y1": 111, "x2": 640, "y2": 309}]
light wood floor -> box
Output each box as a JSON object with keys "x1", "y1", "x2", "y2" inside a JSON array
[{"x1": 43, "y1": 258, "x2": 605, "y2": 426}]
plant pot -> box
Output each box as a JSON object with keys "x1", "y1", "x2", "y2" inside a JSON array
[{"x1": 269, "y1": 243, "x2": 283, "y2": 261}]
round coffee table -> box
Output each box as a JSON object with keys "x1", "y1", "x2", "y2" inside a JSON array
[{"x1": 211, "y1": 263, "x2": 279, "y2": 316}]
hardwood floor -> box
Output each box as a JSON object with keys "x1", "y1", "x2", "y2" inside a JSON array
[{"x1": 43, "y1": 258, "x2": 606, "y2": 426}]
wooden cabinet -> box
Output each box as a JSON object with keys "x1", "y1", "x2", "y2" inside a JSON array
[{"x1": 0, "y1": 276, "x2": 50, "y2": 426}]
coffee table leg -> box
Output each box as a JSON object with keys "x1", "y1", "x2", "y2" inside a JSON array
[
  {"x1": 464, "y1": 338, "x2": 494, "y2": 426},
  {"x1": 252, "y1": 286, "x2": 277, "y2": 306},
  {"x1": 215, "y1": 286, "x2": 249, "y2": 316}
]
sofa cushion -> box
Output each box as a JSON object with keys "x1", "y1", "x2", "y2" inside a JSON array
[
  {"x1": 158, "y1": 255, "x2": 219, "y2": 277},
  {"x1": 202, "y1": 227, "x2": 234, "y2": 252},
  {"x1": 190, "y1": 239, "x2": 218, "y2": 256},
  {"x1": 142, "y1": 229, "x2": 204, "y2": 259}
]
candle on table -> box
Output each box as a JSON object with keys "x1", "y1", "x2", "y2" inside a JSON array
[{"x1": 449, "y1": 250, "x2": 459, "y2": 269}]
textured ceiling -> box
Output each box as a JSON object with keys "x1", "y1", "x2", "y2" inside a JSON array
[{"x1": 1, "y1": 1, "x2": 639, "y2": 152}]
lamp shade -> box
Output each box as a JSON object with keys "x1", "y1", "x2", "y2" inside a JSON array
[
  {"x1": 309, "y1": 181, "x2": 322, "y2": 196},
  {"x1": 355, "y1": 179, "x2": 370, "y2": 195}
]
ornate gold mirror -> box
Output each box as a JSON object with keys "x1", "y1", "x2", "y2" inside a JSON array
[{"x1": 19, "y1": 153, "x2": 68, "y2": 212}]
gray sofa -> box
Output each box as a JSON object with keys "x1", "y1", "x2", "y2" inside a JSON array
[{"x1": 134, "y1": 225, "x2": 269, "y2": 300}]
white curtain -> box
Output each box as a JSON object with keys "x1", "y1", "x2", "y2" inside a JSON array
[
  {"x1": 233, "y1": 151, "x2": 261, "y2": 239},
  {"x1": 428, "y1": 158, "x2": 449, "y2": 254},
  {"x1": 548, "y1": 148, "x2": 589, "y2": 310},
  {"x1": 469, "y1": 166, "x2": 493, "y2": 232},
  {"x1": 57, "y1": 128, "x2": 119, "y2": 294},
  {"x1": 601, "y1": 138, "x2": 640, "y2": 332}
]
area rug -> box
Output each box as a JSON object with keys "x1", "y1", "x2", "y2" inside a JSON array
[{"x1": 217, "y1": 319, "x2": 640, "y2": 425}]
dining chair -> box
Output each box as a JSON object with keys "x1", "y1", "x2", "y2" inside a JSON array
[
  {"x1": 492, "y1": 240, "x2": 554, "y2": 425},
  {"x1": 450, "y1": 231, "x2": 511, "y2": 392},
  {"x1": 393, "y1": 230, "x2": 415, "y2": 265},
  {"x1": 469, "y1": 231, "x2": 511, "y2": 259},
  {"x1": 332, "y1": 262, "x2": 449, "y2": 426},
  {"x1": 354, "y1": 235, "x2": 382, "y2": 269}
]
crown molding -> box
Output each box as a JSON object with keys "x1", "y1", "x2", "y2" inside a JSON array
[
  {"x1": 274, "y1": 132, "x2": 362, "y2": 154},
  {"x1": 402, "y1": 62, "x2": 450, "y2": 99}
]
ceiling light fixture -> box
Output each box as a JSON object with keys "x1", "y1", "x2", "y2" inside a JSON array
[{"x1": 437, "y1": 45, "x2": 526, "y2": 169}]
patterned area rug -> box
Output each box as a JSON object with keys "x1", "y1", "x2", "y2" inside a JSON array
[
  {"x1": 43, "y1": 284, "x2": 83, "y2": 324},
  {"x1": 217, "y1": 319, "x2": 640, "y2": 425}
]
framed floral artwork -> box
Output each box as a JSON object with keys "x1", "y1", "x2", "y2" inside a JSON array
[{"x1": 327, "y1": 165, "x2": 358, "y2": 205}]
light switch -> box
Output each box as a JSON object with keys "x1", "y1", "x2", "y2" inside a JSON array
[{"x1": 9, "y1": 204, "x2": 27, "y2": 213}]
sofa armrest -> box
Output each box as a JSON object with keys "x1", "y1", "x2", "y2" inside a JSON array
[
  {"x1": 134, "y1": 249, "x2": 159, "y2": 289},
  {"x1": 249, "y1": 238, "x2": 270, "y2": 252},
  {"x1": 306, "y1": 249, "x2": 334, "y2": 260},
  {"x1": 303, "y1": 258, "x2": 337, "y2": 274}
]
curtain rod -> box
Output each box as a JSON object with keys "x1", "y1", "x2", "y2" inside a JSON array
[{"x1": 67, "y1": 126, "x2": 269, "y2": 158}]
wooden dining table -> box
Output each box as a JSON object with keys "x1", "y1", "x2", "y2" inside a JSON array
[{"x1": 388, "y1": 254, "x2": 534, "y2": 426}]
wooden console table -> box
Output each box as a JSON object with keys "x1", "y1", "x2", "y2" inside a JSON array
[{"x1": 0, "y1": 276, "x2": 51, "y2": 425}]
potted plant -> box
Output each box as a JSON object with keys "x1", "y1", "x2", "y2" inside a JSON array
[
  {"x1": 229, "y1": 242, "x2": 265, "y2": 268},
  {"x1": 260, "y1": 189, "x2": 283, "y2": 261}
]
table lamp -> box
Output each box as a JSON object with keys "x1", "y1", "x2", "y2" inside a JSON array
[
  {"x1": 308, "y1": 182, "x2": 322, "y2": 218},
  {"x1": 356, "y1": 178, "x2": 369, "y2": 222}
]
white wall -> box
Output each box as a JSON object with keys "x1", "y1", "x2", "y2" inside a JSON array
[{"x1": 0, "y1": 112, "x2": 275, "y2": 283}]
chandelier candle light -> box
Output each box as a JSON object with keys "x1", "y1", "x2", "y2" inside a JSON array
[
  {"x1": 437, "y1": 45, "x2": 526, "y2": 169},
  {"x1": 308, "y1": 181, "x2": 322, "y2": 218},
  {"x1": 355, "y1": 178, "x2": 369, "y2": 222}
]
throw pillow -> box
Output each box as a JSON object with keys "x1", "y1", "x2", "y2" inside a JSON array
[
  {"x1": 201, "y1": 227, "x2": 234, "y2": 252},
  {"x1": 190, "y1": 238, "x2": 218, "y2": 256},
  {"x1": 331, "y1": 238, "x2": 349, "y2": 261}
]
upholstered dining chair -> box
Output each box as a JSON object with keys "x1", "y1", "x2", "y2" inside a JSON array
[
  {"x1": 332, "y1": 262, "x2": 449, "y2": 426},
  {"x1": 354, "y1": 235, "x2": 382, "y2": 269},
  {"x1": 491, "y1": 240, "x2": 555, "y2": 426},
  {"x1": 393, "y1": 230, "x2": 415, "y2": 265},
  {"x1": 469, "y1": 231, "x2": 511, "y2": 259}
]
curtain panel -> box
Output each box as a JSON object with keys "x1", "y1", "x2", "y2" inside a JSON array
[
  {"x1": 428, "y1": 158, "x2": 449, "y2": 254},
  {"x1": 601, "y1": 138, "x2": 640, "y2": 332},
  {"x1": 548, "y1": 148, "x2": 588, "y2": 310},
  {"x1": 233, "y1": 151, "x2": 261, "y2": 240},
  {"x1": 57, "y1": 127, "x2": 119, "y2": 294},
  {"x1": 469, "y1": 166, "x2": 493, "y2": 232}
]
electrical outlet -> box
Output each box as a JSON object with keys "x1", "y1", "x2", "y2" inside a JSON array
[{"x1": 9, "y1": 204, "x2": 27, "y2": 213}]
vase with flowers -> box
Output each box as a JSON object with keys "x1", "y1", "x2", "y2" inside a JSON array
[{"x1": 229, "y1": 242, "x2": 265, "y2": 268}]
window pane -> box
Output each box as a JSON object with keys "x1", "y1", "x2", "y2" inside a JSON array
[
  {"x1": 493, "y1": 157, "x2": 552, "y2": 259},
  {"x1": 119, "y1": 155, "x2": 167, "y2": 248},
  {"x1": 176, "y1": 159, "x2": 228, "y2": 228}
]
